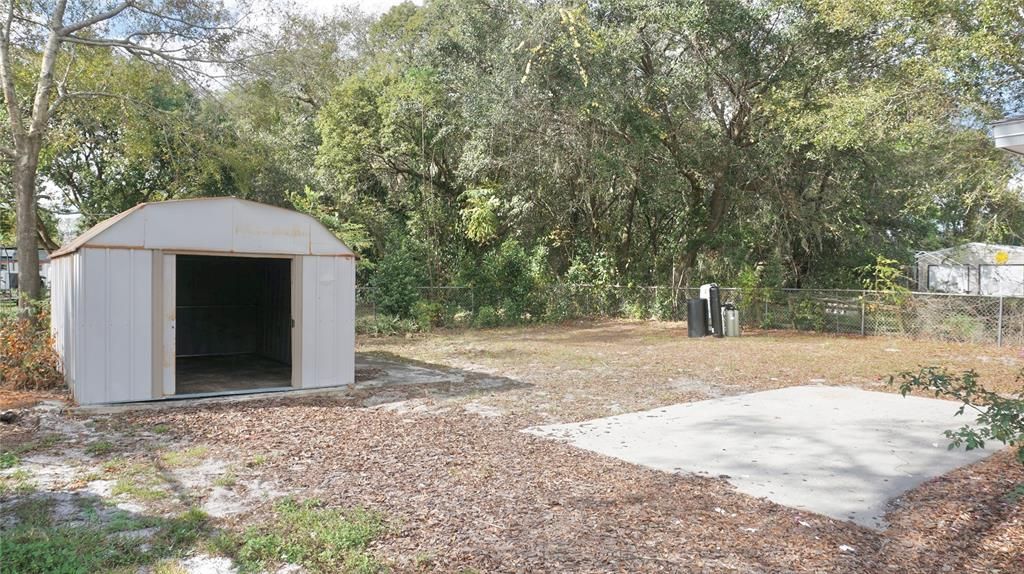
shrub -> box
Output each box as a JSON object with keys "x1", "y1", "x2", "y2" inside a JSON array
[
  {"x1": 474, "y1": 306, "x2": 501, "y2": 328},
  {"x1": 459, "y1": 239, "x2": 544, "y2": 321},
  {"x1": 411, "y1": 301, "x2": 443, "y2": 331},
  {"x1": 0, "y1": 305, "x2": 63, "y2": 390},
  {"x1": 355, "y1": 314, "x2": 419, "y2": 337},
  {"x1": 891, "y1": 367, "x2": 1024, "y2": 465},
  {"x1": 622, "y1": 299, "x2": 649, "y2": 321},
  {"x1": 368, "y1": 237, "x2": 427, "y2": 318}
]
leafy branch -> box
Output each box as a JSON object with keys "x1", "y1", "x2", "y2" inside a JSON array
[{"x1": 891, "y1": 367, "x2": 1024, "y2": 464}]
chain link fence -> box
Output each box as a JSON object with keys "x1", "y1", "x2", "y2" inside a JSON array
[{"x1": 357, "y1": 284, "x2": 1024, "y2": 346}]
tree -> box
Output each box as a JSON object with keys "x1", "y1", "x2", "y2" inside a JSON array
[{"x1": 0, "y1": 0, "x2": 240, "y2": 309}]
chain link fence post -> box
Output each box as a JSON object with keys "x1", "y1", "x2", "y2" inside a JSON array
[
  {"x1": 997, "y1": 296, "x2": 1004, "y2": 347},
  {"x1": 860, "y1": 292, "x2": 866, "y2": 336}
]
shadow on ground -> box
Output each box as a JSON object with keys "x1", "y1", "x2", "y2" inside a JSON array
[{"x1": 75, "y1": 352, "x2": 531, "y2": 415}]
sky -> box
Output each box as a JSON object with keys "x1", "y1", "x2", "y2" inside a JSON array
[{"x1": 295, "y1": 0, "x2": 417, "y2": 15}]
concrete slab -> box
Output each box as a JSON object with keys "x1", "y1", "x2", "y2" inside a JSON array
[{"x1": 526, "y1": 385, "x2": 994, "y2": 529}]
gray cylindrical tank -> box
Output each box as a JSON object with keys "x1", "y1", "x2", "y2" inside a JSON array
[
  {"x1": 723, "y1": 304, "x2": 740, "y2": 337},
  {"x1": 687, "y1": 298, "x2": 707, "y2": 338},
  {"x1": 708, "y1": 284, "x2": 724, "y2": 338}
]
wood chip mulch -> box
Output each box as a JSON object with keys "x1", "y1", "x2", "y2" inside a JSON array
[{"x1": 124, "y1": 397, "x2": 1024, "y2": 573}]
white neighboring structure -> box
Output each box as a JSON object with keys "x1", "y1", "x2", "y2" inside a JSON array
[
  {"x1": 915, "y1": 242, "x2": 1024, "y2": 296},
  {"x1": 0, "y1": 247, "x2": 51, "y2": 292},
  {"x1": 993, "y1": 116, "x2": 1024, "y2": 156},
  {"x1": 49, "y1": 197, "x2": 357, "y2": 405}
]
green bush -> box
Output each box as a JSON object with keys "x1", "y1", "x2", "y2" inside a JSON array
[
  {"x1": 460, "y1": 239, "x2": 544, "y2": 321},
  {"x1": 565, "y1": 250, "x2": 619, "y2": 315},
  {"x1": 790, "y1": 298, "x2": 827, "y2": 331},
  {"x1": 368, "y1": 237, "x2": 427, "y2": 318},
  {"x1": 622, "y1": 299, "x2": 649, "y2": 320},
  {"x1": 411, "y1": 301, "x2": 443, "y2": 331},
  {"x1": 474, "y1": 305, "x2": 501, "y2": 328},
  {"x1": 940, "y1": 314, "x2": 985, "y2": 342}
]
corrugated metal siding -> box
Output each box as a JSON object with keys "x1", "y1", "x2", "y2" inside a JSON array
[
  {"x1": 49, "y1": 254, "x2": 77, "y2": 393},
  {"x1": 77, "y1": 248, "x2": 154, "y2": 403},
  {"x1": 299, "y1": 255, "x2": 354, "y2": 389}
]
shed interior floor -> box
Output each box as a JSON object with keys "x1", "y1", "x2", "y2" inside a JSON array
[{"x1": 175, "y1": 355, "x2": 291, "y2": 395}]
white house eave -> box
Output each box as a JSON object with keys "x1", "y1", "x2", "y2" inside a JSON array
[{"x1": 993, "y1": 116, "x2": 1024, "y2": 156}]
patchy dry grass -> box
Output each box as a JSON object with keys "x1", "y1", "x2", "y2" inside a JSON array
[
  {"x1": 359, "y1": 320, "x2": 1024, "y2": 423},
  {"x1": 0, "y1": 468, "x2": 33, "y2": 495},
  {"x1": 159, "y1": 446, "x2": 209, "y2": 468}
]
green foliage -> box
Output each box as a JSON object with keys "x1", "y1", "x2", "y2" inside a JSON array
[
  {"x1": 0, "y1": 451, "x2": 18, "y2": 469},
  {"x1": 892, "y1": 367, "x2": 1024, "y2": 464},
  {"x1": 790, "y1": 298, "x2": 828, "y2": 331},
  {"x1": 857, "y1": 255, "x2": 910, "y2": 293},
  {"x1": 0, "y1": 502, "x2": 211, "y2": 574},
  {"x1": 462, "y1": 239, "x2": 543, "y2": 321},
  {"x1": 411, "y1": 300, "x2": 444, "y2": 331},
  {"x1": 288, "y1": 187, "x2": 372, "y2": 256},
  {"x1": 368, "y1": 237, "x2": 427, "y2": 318},
  {"x1": 356, "y1": 314, "x2": 419, "y2": 337},
  {"x1": 11, "y1": 0, "x2": 1024, "y2": 301},
  {"x1": 217, "y1": 497, "x2": 384, "y2": 574},
  {"x1": 474, "y1": 305, "x2": 501, "y2": 328},
  {"x1": 461, "y1": 188, "x2": 501, "y2": 244}
]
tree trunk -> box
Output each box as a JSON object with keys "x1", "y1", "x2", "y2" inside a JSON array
[{"x1": 14, "y1": 152, "x2": 41, "y2": 307}]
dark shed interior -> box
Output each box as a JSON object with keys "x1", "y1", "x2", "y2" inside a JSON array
[{"x1": 175, "y1": 255, "x2": 291, "y2": 395}]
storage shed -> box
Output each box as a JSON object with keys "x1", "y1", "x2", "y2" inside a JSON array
[
  {"x1": 915, "y1": 242, "x2": 1024, "y2": 297},
  {"x1": 49, "y1": 197, "x2": 356, "y2": 405}
]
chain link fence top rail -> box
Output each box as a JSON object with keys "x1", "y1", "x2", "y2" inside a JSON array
[{"x1": 355, "y1": 284, "x2": 1022, "y2": 346}]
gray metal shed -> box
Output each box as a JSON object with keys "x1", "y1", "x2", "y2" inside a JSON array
[{"x1": 49, "y1": 197, "x2": 357, "y2": 405}]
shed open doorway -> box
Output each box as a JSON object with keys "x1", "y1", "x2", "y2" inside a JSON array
[{"x1": 174, "y1": 254, "x2": 292, "y2": 395}]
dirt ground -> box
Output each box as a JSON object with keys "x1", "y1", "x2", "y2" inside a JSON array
[
  {"x1": 1, "y1": 320, "x2": 1022, "y2": 573},
  {"x1": 359, "y1": 320, "x2": 1024, "y2": 425}
]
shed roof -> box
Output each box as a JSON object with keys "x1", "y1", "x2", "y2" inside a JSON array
[{"x1": 52, "y1": 197, "x2": 355, "y2": 259}]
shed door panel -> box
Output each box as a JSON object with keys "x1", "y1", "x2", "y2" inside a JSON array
[
  {"x1": 927, "y1": 265, "x2": 971, "y2": 294},
  {"x1": 980, "y1": 265, "x2": 1024, "y2": 297},
  {"x1": 299, "y1": 256, "x2": 354, "y2": 389},
  {"x1": 79, "y1": 248, "x2": 153, "y2": 404}
]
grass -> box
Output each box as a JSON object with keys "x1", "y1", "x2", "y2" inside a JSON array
[
  {"x1": 213, "y1": 497, "x2": 385, "y2": 574},
  {"x1": 358, "y1": 319, "x2": 1024, "y2": 422},
  {"x1": 246, "y1": 454, "x2": 267, "y2": 467},
  {"x1": 85, "y1": 441, "x2": 115, "y2": 456},
  {"x1": 102, "y1": 459, "x2": 168, "y2": 502},
  {"x1": 0, "y1": 451, "x2": 18, "y2": 469},
  {"x1": 159, "y1": 446, "x2": 209, "y2": 468},
  {"x1": 0, "y1": 469, "x2": 34, "y2": 495},
  {"x1": 0, "y1": 434, "x2": 64, "y2": 470},
  {"x1": 213, "y1": 469, "x2": 237, "y2": 488},
  {"x1": 0, "y1": 496, "x2": 211, "y2": 574},
  {"x1": 152, "y1": 424, "x2": 171, "y2": 434}
]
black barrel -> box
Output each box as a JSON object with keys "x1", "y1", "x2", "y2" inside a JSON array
[
  {"x1": 708, "y1": 285, "x2": 724, "y2": 338},
  {"x1": 687, "y1": 298, "x2": 707, "y2": 337}
]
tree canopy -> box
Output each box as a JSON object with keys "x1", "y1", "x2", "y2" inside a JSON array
[{"x1": 5, "y1": 0, "x2": 1023, "y2": 300}]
